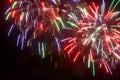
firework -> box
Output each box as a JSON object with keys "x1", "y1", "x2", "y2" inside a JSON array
[
  {"x1": 61, "y1": 0, "x2": 120, "y2": 76},
  {"x1": 5, "y1": 0, "x2": 120, "y2": 76},
  {"x1": 5, "y1": 0, "x2": 78, "y2": 57}
]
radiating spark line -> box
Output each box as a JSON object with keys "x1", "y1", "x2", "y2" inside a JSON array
[
  {"x1": 42, "y1": 43, "x2": 45, "y2": 58},
  {"x1": 73, "y1": 52, "x2": 80, "y2": 62},
  {"x1": 61, "y1": 38, "x2": 72, "y2": 42},
  {"x1": 38, "y1": 42, "x2": 41, "y2": 55},
  {"x1": 102, "y1": 58, "x2": 109, "y2": 73},
  {"x1": 5, "y1": 12, "x2": 11, "y2": 21},
  {"x1": 53, "y1": 19, "x2": 60, "y2": 32},
  {"x1": 88, "y1": 54, "x2": 91, "y2": 68},
  {"x1": 92, "y1": 60, "x2": 95, "y2": 76},
  {"x1": 8, "y1": 25, "x2": 14, "y2": 36},
  {"x1": 17, "y1": 35, "x2": 20, "y2": 47},
  {"x1": 55, "y1": 37, "x2": 60, "y2": 51},
  {"x1": 12, "y1": 1, "x2": 17, "y2": 9}
]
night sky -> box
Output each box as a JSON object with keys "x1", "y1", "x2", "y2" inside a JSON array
[{"x1": 1, "y1": 0, "x2": 120, "y2": 80}]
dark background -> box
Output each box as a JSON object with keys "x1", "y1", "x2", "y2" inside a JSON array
[{"x1": 0, "y1": 0, "x2": 120, "y2": 80}]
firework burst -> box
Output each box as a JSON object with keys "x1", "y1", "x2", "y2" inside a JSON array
[
  {"x1": 61, "y1": 0, "x2": 120, "y2": 76},
  {"x1": 5, "y1": 0, "x2": 77, "y2": 58}
]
